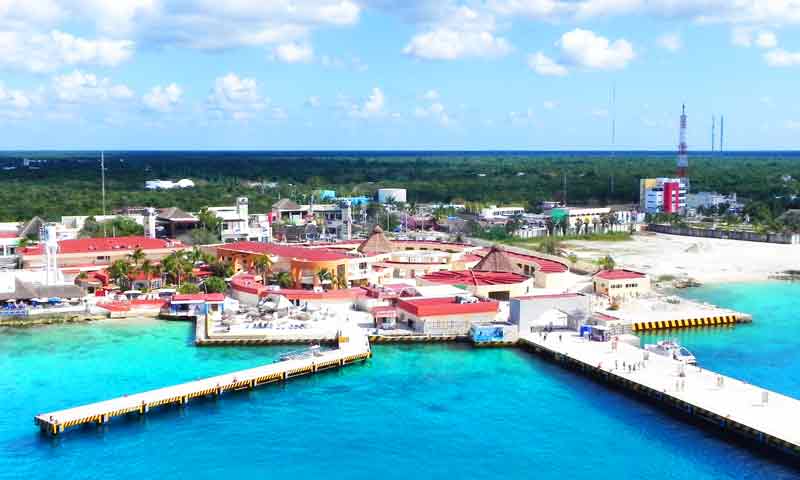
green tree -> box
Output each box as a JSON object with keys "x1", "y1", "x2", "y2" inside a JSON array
[
  {"x1": 204, "y1": 276, "x2": 227, "y2": 293},
  {"x1": 108, "y1": 259, "x2": 131, "y2": 287},
  {"x1": 252, "y1": 254, "x2": 272, "y2": 278},
  {"x1": 598, "y1": 254, "x2": 616, "y2": 271},
  {"x1": 275, "y1": 271, "x2": 294, "y2": 288},
  {"x1": 178, "y1": 283, "x2": 201, "y2": 294},
  {"x1": 128, "y1": 247, "x2": 145, "y2": 267}
]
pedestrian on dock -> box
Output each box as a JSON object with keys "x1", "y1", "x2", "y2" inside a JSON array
[{"x1": 559, "y1": 334, "x2": 562, "y2": 342}]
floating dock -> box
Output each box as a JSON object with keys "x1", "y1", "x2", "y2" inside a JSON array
[
  {"x1": 35, "y1": 330, "x2": 371, "y2": 436},
  {"x1": 519, "y1": 332, "x2": 800, "y2": 458}
]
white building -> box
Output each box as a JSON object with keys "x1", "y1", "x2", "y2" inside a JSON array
[
  {"x1": 207, "y1": 197, "x2": 271, "y2": 243},
  {"x1": 145, "y1": 179, "x2": 195, "y2": 190},
  {"x1": 639, "y1": 178, "x2": 688, "y2": 215},
  {"x1": 480, "y1": 205, "x2": 525, "y2": 219},
  {"x1": 377, "y1": 188, "x2": 407, "y2": 204},
  {"x1": 687, "y1": 192, "x2": 739, "y2": 211}
]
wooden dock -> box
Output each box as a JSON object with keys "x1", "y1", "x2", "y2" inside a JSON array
[
  {"x1": 519, "y1": 332, "x2": 800, "y2": 458},
  {"x1": 35, "y1": 332, "x2": 371, "y2": 436}
]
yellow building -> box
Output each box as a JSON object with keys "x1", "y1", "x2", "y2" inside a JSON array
[{"x1": 592, "y1": 269, "x2": 650, "y2": 302}]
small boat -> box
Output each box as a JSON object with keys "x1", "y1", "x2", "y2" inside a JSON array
[{"x1": 645, "y1": 340, "x2": 697, "y2": 364}]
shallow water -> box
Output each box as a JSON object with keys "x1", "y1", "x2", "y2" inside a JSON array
[{"x1": 1, "y1": 283, "x2": 799, "y2": 480}]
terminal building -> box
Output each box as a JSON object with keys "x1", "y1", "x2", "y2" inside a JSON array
[{"x1": 640, "y1": 178, "x2": 688, "y2": 215}]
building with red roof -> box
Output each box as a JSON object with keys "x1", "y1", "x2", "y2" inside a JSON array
[
  {"x1": 592, "y1": 269, "x2": 650, "y2": 302},
  {"x1": 216, "y1": 241, "x2": 382, "y2": 290},
  {"x1": 395, "y1": 296, "x2": 499, "y2": 335},
  {"x1": 19, "y1": 236, "x2": 184, "y2": 270},
  {"x1": 418, "y1": 270, "x2": 533, "y2": 301}
]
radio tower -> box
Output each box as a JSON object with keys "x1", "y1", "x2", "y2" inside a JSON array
[
  {"x1": 677, "y1": 104, "x2": 688, "y2": 178},
  {"x1": 711, "y1": 116, "x2": 716, "y2": 153}
]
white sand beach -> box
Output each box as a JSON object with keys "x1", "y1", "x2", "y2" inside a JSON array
[{"x1": 565, "y1": 233, "x2": 800, "y2": 284}]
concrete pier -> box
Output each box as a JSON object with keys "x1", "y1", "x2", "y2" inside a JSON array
[
  {"x1": 35, "y1": 330, "x2": 371, "y2": 436},
  {"x1": 519, "y1": 332, "x2": 800, "y2": 457}
]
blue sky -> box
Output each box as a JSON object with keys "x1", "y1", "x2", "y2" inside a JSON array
[{"x1": 0, "y1": 1, "x2": 799, "y2": 150}]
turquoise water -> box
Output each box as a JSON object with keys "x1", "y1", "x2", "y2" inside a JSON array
[{"x1": 1, "y1": 283, "x2": 800, "y2": 479}]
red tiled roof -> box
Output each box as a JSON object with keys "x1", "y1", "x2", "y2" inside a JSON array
[
  {"x1": 371, "y1": 306, "x2": 397, "y2": 317},
  {"x1": 218, "y1": 241, "x2": 350, "y2": 262},
  {"x1": 173, "y1": 293, "x2": 225, "y2": 302},
  {"x1": 594, "y1": 269, "x2": 646, "y2": 280},
  {"x1": 514, "y1": 293, "x2": 582, "y2": 300},
  {"x1": 421, "y1": 270, "x2": 529, "y2": 287},
  {"x1": 20, "y1": 236, "x2": 182, "y2": 256},
  {"x1": 475, "y1": 248, "x2": 568, "y2": 273},
  {"x1": 273, "y1": 288, "x2": 366, "y2": 301},
  {"x1": 396, "y1": 296, "x2": 498, "y2": 317}
]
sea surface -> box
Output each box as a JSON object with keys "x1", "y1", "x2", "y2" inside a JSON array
[{"x1": 1, "y1": 282, "x2": 799, "y2": 480}]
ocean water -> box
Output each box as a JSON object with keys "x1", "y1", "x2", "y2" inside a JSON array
[{"x1": 1, "y1": 283, "x2": 799, "y2": 480}]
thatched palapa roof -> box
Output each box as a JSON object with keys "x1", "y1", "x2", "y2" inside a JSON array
[
  {"x1": 358, "y1": 225, "x2": 394, "y2": 255},
  {"x1": 473, "y1": 245, "x2": 523, "y2": 274}
]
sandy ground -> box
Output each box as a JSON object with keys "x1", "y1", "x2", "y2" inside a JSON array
[{"x1": 564, "y1": 233, "x2": 800, "y2": 284}]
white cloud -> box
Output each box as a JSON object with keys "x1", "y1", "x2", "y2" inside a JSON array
[
  {"x1": 732, "y1": 27, "x2": 778, "y2": 49},
  {"x1": 558, "y1": 29, "x2": 634, "y2": 70},
  {"x1": 52, "y1": 70, "x2": 133, "y2": 103},
  {"x1": 208, "y1": 73, "x2": 267, "y2": 120},
  {"x1": 528, "y1": 51, "x2": 567, "y2": 76},
  {"x1": 657, "y1": 32, "x2": 681, "y2": 52},
  {"x1": 348, "y1": 87, "x2": 385, "y2": 119},
  {"x1": 273, "y1": 42, "x2": 313, "y2": 63},
  {"x1": 0, "y1": 82, "x2": 38, "y2": 118},
  {"x1": 143, "y1": 83, "x2": 182, "y2": 112},
  {"x1": 403, "y1": 28, "x2": 511, "y2": 60},
  {"x1": 731, "y1": 26, "x2": 753, "y2": 47},
  {"x1": 0, "y1": 30, "x2": 133, "y2": 73},
  {"x1": 764, "y1": 48, "x2": 800, "y2": 67},
  {"x1": 402, "y1": 5, "x2": 512, "y2": 60},
  {"x1": 414, "y1": 100, "x2": 451, "y2": 126},
  {"x1": 320, "y1": 55, "x2": 368, "y2": 71},
  {"x1": 591, "y1": 108, "x2": 609, "y2": 117},
  {"x1": 543, "y1": 100, "x2": 558, "y2": 109},
  {"x1": 785, "y1": 120, "x2": 800, "y2": 130},
  {"x1": 756, "y1": 31, "x2": 778, "y2": 49},
  {"x1": 488, "y1": 0, "x2": 800, "y2": 26},
  {"x1": 0, "y1": 0, "x2": 360, "y2": 62}
]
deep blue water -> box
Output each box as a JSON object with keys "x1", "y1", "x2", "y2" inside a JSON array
[{"x1": 1, "y1": 282, "x2": 800, "y2": 480}]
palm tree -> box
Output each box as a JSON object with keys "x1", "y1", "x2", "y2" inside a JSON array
[
  {"x1": 598, "y1": 254, "x2": 616, "y2": 271},
  {"x1": 317, "y1": 268, "x2": 333, "y2": 288},
  {"x1": 162, "y1": 251, "x2": 192, "y2": 286},
  {"x1": 140, "y1": 259, "x2": 154, "y2": 292},
  {"x1": 253, "y1": 254, "x2": 272, "y2": 279},
  {"x1": 275, "y1": 271, "x2": 294, "y2": 289},
  {"x1": 108, "y1": 259, "x2": 131, "y2": 288},
  {"x1": 128, "y1": 247, "x2": 145, "y2": 267},
  {"x1": 151, "y1": 263, "x2": 163, "y2": 289},
  {"x1": 567, "y1": 253, "x2": 578, "y2": 273},
  {"x1": 189, "y1": 246, "x2": 204, "y2": 265}
]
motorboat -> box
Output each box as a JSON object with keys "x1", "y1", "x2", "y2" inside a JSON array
[{"x1": 645, "y1": 340, "x2": 697, "y2": 364}]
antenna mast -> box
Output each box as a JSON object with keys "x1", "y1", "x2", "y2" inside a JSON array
[
  {"x1": 101, "y1": 151, "x2": 107, "y2": 237},
  {"x1": 610, "y1": 83, "x2": 616, "y2": 195},
  {"x1": 711, "y1": 116, "x2": 716, "y2": 153}
]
